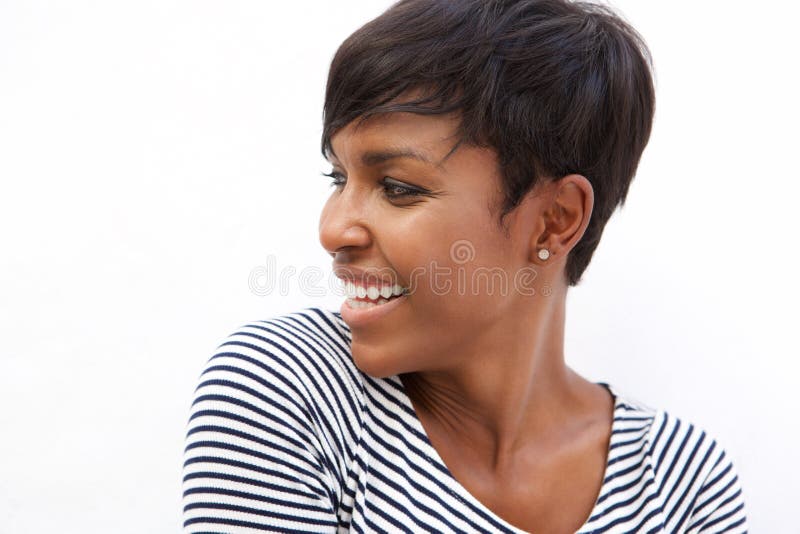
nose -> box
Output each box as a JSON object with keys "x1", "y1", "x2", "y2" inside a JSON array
[{"x1": 318, "y1": 187, "x2": 372, "y2": 258}]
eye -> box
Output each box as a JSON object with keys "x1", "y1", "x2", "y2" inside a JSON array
[
  {"x1": 381, "y1": 178, "x2": 422, "y2": 199},
  {"x1": 321, "y1": 171, "x2": 427, "y2": 201},
  {"x1": 322, "y1": 170, "x2": 345, "y2": 189}
]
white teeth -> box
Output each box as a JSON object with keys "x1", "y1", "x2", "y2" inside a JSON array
[{"x1": 342, "y1": 279, "x2": 407, "y2": 300}]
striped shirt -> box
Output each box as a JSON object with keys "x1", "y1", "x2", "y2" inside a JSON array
[{"x1": 182, "y1": 307, "x2": 748, "y2": 533}]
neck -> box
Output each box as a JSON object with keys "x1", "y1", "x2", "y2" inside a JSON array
[{"x1": 401, "y1": 291, "x2": 594, "y2": 474}]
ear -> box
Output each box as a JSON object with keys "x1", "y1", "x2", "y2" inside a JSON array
[{"x1": 527, "y1": 174, "x2": 594, "y2": 265}]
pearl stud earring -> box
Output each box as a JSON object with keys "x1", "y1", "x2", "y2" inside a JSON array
[{"x1": 538, "y1": 248, "x2": 550, "y2": 261}]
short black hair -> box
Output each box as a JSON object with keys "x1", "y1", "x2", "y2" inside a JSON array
[{"x1": 322, "y1": 0, "x2": 655, "y2": 287}]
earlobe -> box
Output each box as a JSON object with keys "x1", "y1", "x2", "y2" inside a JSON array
[
  {"x1": 527, "y1": 227, "x2": 554, "y2": 264},
  {"x1": 524, "y1": 210, "x2": 554, "y2": 265},
  {"x1": 522, "y1": 197, "x2": 556, "y2": 265}
]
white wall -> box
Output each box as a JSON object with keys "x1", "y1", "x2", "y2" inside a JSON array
[{"x1": 0, "y1": 1, "x2": 796, "y2": 532}]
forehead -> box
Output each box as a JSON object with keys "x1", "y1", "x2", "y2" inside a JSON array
[{"x1": 327, "y1": 111, "x2": 463, "y2": 168}]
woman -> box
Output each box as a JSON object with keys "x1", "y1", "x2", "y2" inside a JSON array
[{"x1": 183, "y1": 0, "x2": 748, "y2": 532}]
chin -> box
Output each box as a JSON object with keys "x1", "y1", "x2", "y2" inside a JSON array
[{"x1": 350, "y1": 341, "x2": 406, "y2": 379}]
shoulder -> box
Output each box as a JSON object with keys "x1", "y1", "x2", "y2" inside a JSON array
[
  {"x1": 648, "y1": 409, "x2": 747, "y2": 531},
  {"x1": 183, "y1": 308, "x2": 360, "y2": 530},
  {"x1": 205, "y1": 307, "x2": 360, "y2": 402},
  {"x1": 189, "y1": 306, "x2": 364, "y2": 460},
  {"x1": 606, "y1": 384, "x2": 748, "y2": 532}
]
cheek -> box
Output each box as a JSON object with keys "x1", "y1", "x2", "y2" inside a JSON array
[
  {"x1": 394, "y1": 199, "x2": 515, "y2": 310},
  {"x1": 404, "y1": 241, "x2": 514, "y2": 314}
]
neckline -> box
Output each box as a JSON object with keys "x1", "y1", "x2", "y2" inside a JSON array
[{"x1": 392, "y1": 376, "x2": 621, "y2": 534}]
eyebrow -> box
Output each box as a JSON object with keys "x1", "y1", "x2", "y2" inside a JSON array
[
  {"x1": 328, "y1": 147, "x2": 445, "y2": 168},
  {"x1": 362, "y1": 148, "x2": 434, "y2": 166}
]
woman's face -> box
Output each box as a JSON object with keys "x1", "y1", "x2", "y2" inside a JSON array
[{"x1": 319, "y1": 110, "x2": 549, "y2": 378}]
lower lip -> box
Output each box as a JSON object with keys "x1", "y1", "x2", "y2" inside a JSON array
[{"x1": 340, "y1": 295, "x2": 406, "y2": 328}]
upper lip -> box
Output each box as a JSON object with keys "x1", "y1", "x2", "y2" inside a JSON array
[{"x1": 333, "y1": 264, "x2": 404, "y2": 288}]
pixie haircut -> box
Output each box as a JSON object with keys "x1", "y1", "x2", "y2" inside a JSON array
[{"x1": 322, "y1": 0, "x2": 655, "y2": 287}]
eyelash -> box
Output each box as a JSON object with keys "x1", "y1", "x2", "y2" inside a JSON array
[{"x1": 322, "y1": 171, "x2": 423, "y2": 199}]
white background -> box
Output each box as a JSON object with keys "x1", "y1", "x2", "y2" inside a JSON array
[{"x1": 1, "y1": 0, "x2": 797, "y2": 532}]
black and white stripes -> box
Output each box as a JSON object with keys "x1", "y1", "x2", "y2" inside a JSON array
[{"x1": 183, "y1": 307, "x2": 748, "y2": 533}]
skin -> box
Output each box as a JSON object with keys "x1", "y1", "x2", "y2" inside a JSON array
[{"x1": 318, "y1": 108, "x2": 615, "y2": 534}]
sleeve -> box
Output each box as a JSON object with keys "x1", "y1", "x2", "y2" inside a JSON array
[
  {"x1": 181, "y1": 322, "x2": 340, "y2": 533},
  {"x1": 685, "y1": 446, "x2": 749, "y2": 533}
]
